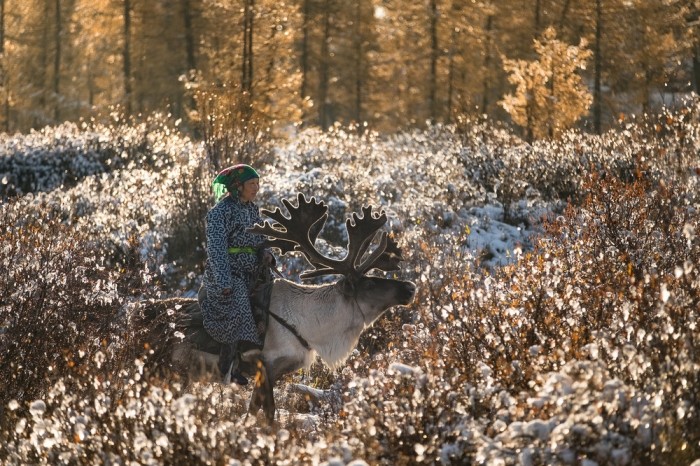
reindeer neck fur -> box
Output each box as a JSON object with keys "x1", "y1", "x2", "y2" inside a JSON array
[{"x1": 269, "y1": 277, "x2": 371, "y2": 369}]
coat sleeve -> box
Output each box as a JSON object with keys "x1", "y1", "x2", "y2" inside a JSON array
[{"x1": 206, "y1": 206, "x2": 233, "y2": 290}]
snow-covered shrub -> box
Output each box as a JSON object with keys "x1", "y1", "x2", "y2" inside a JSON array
[
  {"x1": 0, "y1": 114, "x2": 196, "y2": 199},
  {"x1": 336, "y1": 365, "x2": 477, "y2": 465},
  {"x1": 453, "y1": 96, "x2": 700, "y2": 222},
  {"x1": 1, "y1": 101, "x2": 699, "y2": 465},
  {"x1": 432, "y1": 175, "x2": 698, "y2": 463},
  {"x1": 0, "y1": 364, "x2": 320, "y2": 464},
  {"x1": 0, "y1": 197, "x2": 154, "y2": 407},
  {"x1": 162, "y1": 153, "x2": 213, "y2": 282}
]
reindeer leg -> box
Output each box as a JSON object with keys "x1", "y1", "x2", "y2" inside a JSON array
[
  {"x1": 248, "y1": 363, "x2": 264, "y2": 414},
  {"x1": 259, "y1": 361, "x2": 276, "y2": 423},
  {"x1": 245, "y1": 354, "x2": 276, "y2": 423}
]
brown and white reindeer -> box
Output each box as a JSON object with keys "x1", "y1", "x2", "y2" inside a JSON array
[{"x1": 167, "y1": 193, "x2": 416, "y2": 422}]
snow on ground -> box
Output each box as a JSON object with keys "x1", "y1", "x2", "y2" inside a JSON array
[{"x1": 256, "y1": 128, "x2": 545, "y2": 273}]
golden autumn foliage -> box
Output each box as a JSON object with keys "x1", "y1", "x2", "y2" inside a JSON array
[
  {"x1": 0, "y1": 0, "x2": 695, "y2": 137},
  {"x1": 500, "y1": 27, "x2": 593, "y2": 141}
]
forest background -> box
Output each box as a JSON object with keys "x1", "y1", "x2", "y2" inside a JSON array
[{"x1": 0, "y1": 0, "x2": 699, "y2": 139}]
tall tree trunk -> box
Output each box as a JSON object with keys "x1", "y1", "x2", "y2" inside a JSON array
[
  {"x1": 526, "y1": 96, "x2": 534, "y2": 143},
  {"x1": 182, "y1": 0, "x2": 197, "y2": 119},
  {"x1": 0, "y1": 0, "x2": 7, "y2": 131},
  {"x1": 534, "y1": 0, "x2": 542, "y2": 34},
  {"x1": 88, "y1": 60, "x2": 95, "y2": 108},
  {"x1": 318, "y1": 0, "x2": 331, "y2": 130},
  {"x1": 642, "y1": 69, "x2": 652, "y2": 113},
  {"x1": 38, "y1": 0, "x2": 50, "y2": 126},
  {"x1": 242, "y1": 0, "x2": 254, "y2": 97},
  {"x1": 123, "y1": 0, "x2": 132, "y2": 115},
  {"x1": 694, "y1": 42, "x2": 700, "y2": 94},
  {"x1": 446, "y1": 29, "x2": 455, "y2": 123},
  {"x1": 429, "y1": 0, "x2": 438, "y2": 123},
  {"x1": 482, "y1": 14, "x2": 493, "y2": 114},
  {"x1": 558, "y1": 0, "x2": 572, "y2": 29},
  {"x1": 593, "y1": 0, "x2": 602, "y2": 134},
  {"x1": 300, "y1": 0, "x2": 310, "y2": 123},
  {"x1": 548, "y1": 59, "x2": 555, "y2": 138},
  {"x1": 53, "y1": 0, "x2": 61, "y2": 122},
  {"x1": 182, "y1": 0, "x2": 196, "y2": 72},
  {"x1": 353, "y1": 0, "x2": 363, "y2": 127}
]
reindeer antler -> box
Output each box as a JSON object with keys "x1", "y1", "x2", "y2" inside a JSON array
[
  {"x1": 249, "y1": 193, "x2": 403, "y2": 279},
  {"x1": 252, "y1": 193, "x2": 329, "y2": 257}
]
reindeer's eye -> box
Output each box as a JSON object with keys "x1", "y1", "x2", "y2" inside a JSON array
[
  {"x1": 359, "y1": 277, "x2": 382, "y2": 291},
  {"x1": 358, "y1": 280, "x2": 373, "y2": 291}
]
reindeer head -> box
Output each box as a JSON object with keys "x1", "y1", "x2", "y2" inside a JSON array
[{"x1": 249, "y1": 193, "x2": 405, "y2": 282}]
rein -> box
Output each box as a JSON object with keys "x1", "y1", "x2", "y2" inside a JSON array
[{"x1": 268, "y1": 311, "x2": 312, "y2": 351}]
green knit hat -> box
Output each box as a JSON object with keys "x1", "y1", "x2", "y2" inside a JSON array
[{"x1": 212, "y1": 164, "x2": 260, "y2": 202}]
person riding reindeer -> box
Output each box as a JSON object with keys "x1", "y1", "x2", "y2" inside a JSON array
[{"x1": 199, "y1": 164, "x2": 275, "y2": 385}]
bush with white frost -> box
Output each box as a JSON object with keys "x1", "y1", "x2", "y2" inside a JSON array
[{"x1": 1, "y1": 100, "x2": 699, "y2": 465}]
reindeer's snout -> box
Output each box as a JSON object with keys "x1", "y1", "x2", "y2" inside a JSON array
[
  {"x1": 397, "y1": 281, "x2": 417, "y2": 305},
  {"x1": 356, "y1": 276, "x2": 416, "y2": 309}
]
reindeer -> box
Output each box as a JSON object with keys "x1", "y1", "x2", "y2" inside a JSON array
[{"x1": 168, "y1": 193, "x2": 416, "y2": 422}]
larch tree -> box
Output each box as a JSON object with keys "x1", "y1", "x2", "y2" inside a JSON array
[
  {"x1": 688, "y1": 1, "x2": 700, "y2": 94},
  {"x1": 315, "y1": 0, "x2": 376, "y2": 129},
  {"x1": 441, "y1": 0, "x2": 537, "y2": 120},
  {"x1": 0, "y1": 0, "x2": 7, "y2": 131},
  {"x1": 241, "y1": 0, "x2": 253, "y2": 97},
  {"x1": 121, "y1": 0, "x2": 131, "y2": 114},
  {"x1": 434, "y1": 0, "x2": 508, "y2": 120},
  {"x1": 428, "y1": 0, "x2": 438, "y2": 123},
  {"x1": 193, "y1": 0, "x2": 302, "y2": 133},
  {"x1": 369, "y1": 0, "x2": 434, "y2": 128},
  {"x1": 692, "y1": 2, "x2": 700, "y2": 95},
  {"x1": 626, "y1": 0, "x2": 693, "y2": 111},
  {"x1": 348, "y1": 0, "x2": 376, "y2": 128},
  {"x1": 182, "y1": 0, "x2": 197, "y2": 73},
  {"x1": 478, "y1": 3, "x2": 496, "y2": 116},
  {"x1": 52, "y1": 0, "x2": 61, "y2": 121},
  {"x1": 500, "y1": 27, "x2": 592, "y2": 141},
  {"x1": 60, "y1": 1, "x2": 117, "y2": 119},
  {"x1": 1, "y1": 1, "x2": 37, "y2": 129},
  {"x1": 134, "y1": 1, "x2": 193, "y2": 118},
  {"x1": 252, "y1": 1, "x2": 303, "y2": 126},
  {"x1": 317, "y1": 0, "x2": 333, "y2": 129},
  {"x1": 0, "y1": 0, "x2": 697, "y2": 134},
  {"x1": 555, "y1": 0, "x2": 689, "y2": 132}
]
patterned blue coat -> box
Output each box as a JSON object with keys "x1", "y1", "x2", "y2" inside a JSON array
[{"x1": 201, "y1": 195, "x2": 265, "y2": 346}]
